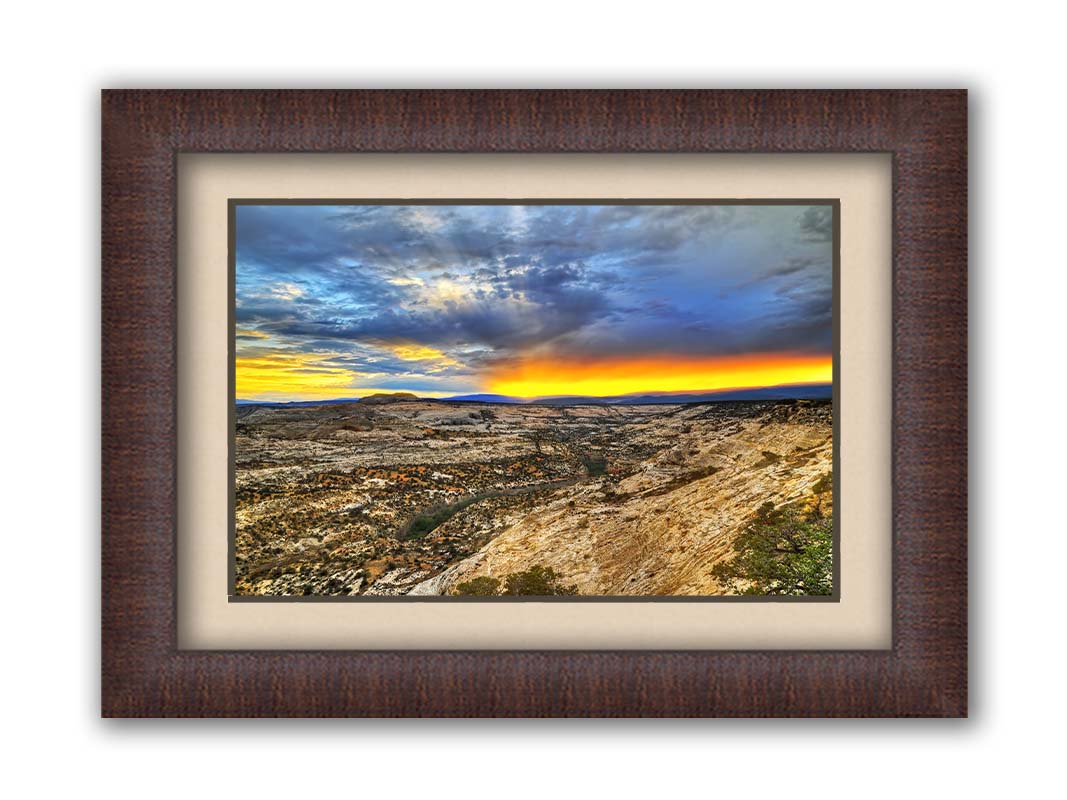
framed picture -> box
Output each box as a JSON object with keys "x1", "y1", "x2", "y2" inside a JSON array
[{"x1": 102, "y1": 90, "x2": 967, "y2": 716}]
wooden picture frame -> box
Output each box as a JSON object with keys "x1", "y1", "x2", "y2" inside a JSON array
[{"x1": 102, "y1": 90, "x2": 967, "y2": 717}]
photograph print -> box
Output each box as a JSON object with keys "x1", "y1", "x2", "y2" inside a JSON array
[{"x1": 233, "y1": 201, "x2": 836, "y2": 599}]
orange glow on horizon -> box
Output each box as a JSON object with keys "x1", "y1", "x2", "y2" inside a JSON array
[
  {"x1": 235, "y1": 352, "x2": 457, "y2": 402},
  {"x1": 486, "y1": 352, "x2": 832, "y2": 399},
  {"x1": 236, "y1": 352, "x2": 357, "y2": 400}
]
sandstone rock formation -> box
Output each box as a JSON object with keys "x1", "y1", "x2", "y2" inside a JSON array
[
  {"x1": 234, "y1": 398, "x2": 832, "y2": 597},
  {"x1": 413, "y1": 402, "x2": 832, "y2": 596}
]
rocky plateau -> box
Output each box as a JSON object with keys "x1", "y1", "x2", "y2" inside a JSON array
[{"x1": 234, "y1": 396, "x2": 833, "y2": 597}]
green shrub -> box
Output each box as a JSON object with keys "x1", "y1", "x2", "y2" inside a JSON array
[
  {"x1": 400, "y1": 497, "x2": 478, "y2": 540},
  {"x1": 811, "y1": 471, "x2": 832, "y2": 494},
  {"x1": 452, "y1": 565, "x2": 579, "y2": 596},
  {"x1": 454, "y1": 576, "x2": 501, "y2": 596},
  {"x1": 503, "y1": 565, "x2": 579, "y2": 596},
  {"x1": 712, "y1": 502, "x2": 833, "y2": 596},
  {"x1": 579, "y1": 454, "x2": 608, "y2": 477}
]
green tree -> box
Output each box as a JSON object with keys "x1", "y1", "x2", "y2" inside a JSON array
[
  {"x1": 712, "y1": 502, "x2": 833, "y2": 596},
  {"x1": 454, "y1": 576, "x2": 501, "y2": 596},
  {"x1": 503, "y1": 565, "x2": 579, "y2": 596},
  {"x1": 452, "y1": 565, "x2": 579, "y2": 596}
]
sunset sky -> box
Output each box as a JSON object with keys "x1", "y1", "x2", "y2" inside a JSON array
[{"x1": 235, "y1": 203, "x2": 833, "y2": 401}]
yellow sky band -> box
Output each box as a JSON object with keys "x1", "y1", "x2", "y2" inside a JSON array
[
  {"x1": 237, "y1": 349, "x2": 831, "y2": 402},
  {"x1": 487, "y1": 352, "x2": 832, "y2": 398}
]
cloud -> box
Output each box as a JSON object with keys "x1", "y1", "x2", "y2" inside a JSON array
[
  {"x1": 383, "y1": 342, "x2": 459, "y2": 365},
  {"x1": 797, "y1": 206, "x2": 833, "y2": 242},
  {"x1": 235, "y1": 203, "x2": 834, "y2": 398},
  {"x1": 235, "y1": 328, "x2": 271, "y2": 340}
]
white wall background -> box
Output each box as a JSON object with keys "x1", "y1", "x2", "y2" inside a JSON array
[{"x1": 1, "y1": 1, "x2": 1061, "y2": 796}]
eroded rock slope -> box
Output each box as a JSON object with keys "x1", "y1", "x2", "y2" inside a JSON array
[
  {"x1": 412, "y1": 401, "x2": 832, "y2": 596},
  {"x1": 234, "y1": 397, "x2": 831, "y2": 596}
]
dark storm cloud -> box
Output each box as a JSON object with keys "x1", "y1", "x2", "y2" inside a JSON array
[
  {"x1": 764, "y1": 256, "x2": 827, "y2": 281},
  {"x1": 268, "y1": 281, "x2": 610, "y2": 352},
  {"x1": 797, "y1": 206, "x2": 833, "y2": 242},
  {"x1": 732, "y1": 256, "x2": 829, "y2": 291}
]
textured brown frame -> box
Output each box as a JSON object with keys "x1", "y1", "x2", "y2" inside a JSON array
[{"x1": 102, "y1": 90, "x2": 967, "y2": 717}]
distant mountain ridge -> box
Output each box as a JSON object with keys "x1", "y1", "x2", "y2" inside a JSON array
[
  {"x1": 237, "y1": 383, "x2": 831, "y2": 408},
  {"x1": 441, "y1": 393, "x2": 525, "y2": 404}
]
